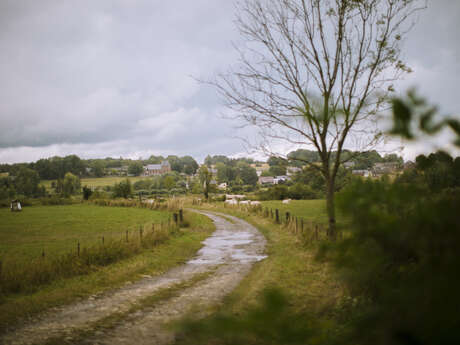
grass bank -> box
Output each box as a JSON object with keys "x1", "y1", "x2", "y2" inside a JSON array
[
  {"x1": 0, "y1": 207, "x2": 215, "y2": 332},
  {"x1": 175, "y1": 202, "x2": 344, "y2": 344}
]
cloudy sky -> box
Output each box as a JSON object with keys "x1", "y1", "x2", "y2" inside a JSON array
[{"x1": 0, "y1": 0, "x2": 458, "y2": 163}]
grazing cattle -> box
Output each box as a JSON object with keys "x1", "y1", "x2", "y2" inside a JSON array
[
  {"x1": 250, "y1": 201, "x2": 261, "y2": 205},
  {"x1": 225, "y1": 199, "x2": 238, "y2": 205},
  {"x1": 282, "y1": 199, "x2": 291, "y2": 204},
  {"x1": 239, "y1": 200, "x2": 250, "y2": 205}
]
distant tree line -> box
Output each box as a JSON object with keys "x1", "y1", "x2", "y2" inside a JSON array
[
  {"x1": 1, "y1": 148, "x2": 446, "y2": 204},
  {"x1": 287, "y1": 149, "x2": 403, "y2": 169},
  {"x1": 0, "y1": 154, "x2": 200, "y2": 180},
  {"x1": 396, "y1": 151, "x2": 460, "y2": 192}
]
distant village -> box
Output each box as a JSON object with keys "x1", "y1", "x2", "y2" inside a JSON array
[
  {"x1": 0, "y1": 149, "x2": 414, "y2": 200},
  {"x1": 101, "y1": 154, "x2": 409, "y2": 191}
]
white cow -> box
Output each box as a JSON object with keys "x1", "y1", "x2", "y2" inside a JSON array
[{"x1": 282, "y1": 199, "x2": 292, "y2": 204}]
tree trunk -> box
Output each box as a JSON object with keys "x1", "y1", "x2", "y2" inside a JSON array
[
  {"x1": 326, "y1": 179, "x2": 337, "y2": 240},
  {"x1": 204, "y1": 183, "x2": 209, "y2": 200}
]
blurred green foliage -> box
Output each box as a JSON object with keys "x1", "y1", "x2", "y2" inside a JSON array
[
  {"x1": 390, "y1": 89, "x2": 460, "y2": 147},
  {"x1": 176, "y1": 289, "x2": 323, "y2": 345},
  {"x1": 318, "y1": 171, "x2": 460, "y2": 344}
]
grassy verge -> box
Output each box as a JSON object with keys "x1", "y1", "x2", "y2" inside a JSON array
[
  {"x1": 0, "y1": 210, "x2": 215, "y2": 333},
  {"x1": 174, "y1": 203, "x2": 343, "y2": 344}
]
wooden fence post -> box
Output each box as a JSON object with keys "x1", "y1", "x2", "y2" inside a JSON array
[
  {"x1": 77, "y1": 241, "x2": 80, "y2": 257},
  {"x1": 42, "y1": 249, "x2": 45, "y2": 258},
  {"x1": 102, "y1": 236, "x2": 104, "y2": 245},
  {"x1": 179, "y1": 209, "x2": 183, "y2": 223},
  {"x1": 275, "y1": 209, "x2": 280, "y2": 223},
  {"x1": 139, "y1": 225, "x2": 143, "y2": 240},
  {"x1": 285, "y1": 212, "x2": 290, "y2": 224},
  {"x1": 173, "y1": 213, "x2": 178, "y2": 225},
  {"x1": 295, "y1": 217, "x2": 298, "y2": 234},
  {"x1": 315, "y1": 225, "x2": 318, "y2": 241}
]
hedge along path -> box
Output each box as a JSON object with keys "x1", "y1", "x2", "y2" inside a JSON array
[{"x1": 1, "y1": 211, "x2": 267, "y2": 345}]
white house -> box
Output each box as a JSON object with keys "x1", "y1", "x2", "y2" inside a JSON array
[
  {"x1": 258, "y1": 176, "x2": 275, "y2": 185},
  {"x1": 352, "y1": 169, "x2": 371, "y2": 177},
  {"x1": 274, "y1": 175, "x2": 291, "y2": 184}
]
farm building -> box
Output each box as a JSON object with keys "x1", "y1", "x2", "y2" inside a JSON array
[
  {"x1": 143, "y1": 161, "x2": 171, "y2": 176},
  {"x1": 258, "y1": 176, "x2": 275, "y2": 185},
  {"x1": 352, "y1": 169, "x2": 372, "y2": 177},
  {"x1": 372, "y1": 162, "x2": 400, "y2": 175},
  {"x1": 274, "y1": 175, "x2": 291, "y2": 184},
  {"x1": 258, "y1": 175, "x2": 292, "y2": 185}
]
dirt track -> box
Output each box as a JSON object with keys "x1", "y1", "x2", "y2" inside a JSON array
[{"x1": 1, "y1": 211, "x2": 266, "y2": 345}]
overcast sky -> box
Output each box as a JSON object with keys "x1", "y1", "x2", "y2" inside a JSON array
[{"x1": 0, "y1": 0, "x2": 458, "y2": 164}]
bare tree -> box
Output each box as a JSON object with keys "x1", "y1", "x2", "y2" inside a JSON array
[{"x1": 212, "y1": 0, "x2": 424, "y2": 238}]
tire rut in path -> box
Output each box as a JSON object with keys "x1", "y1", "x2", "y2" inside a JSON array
[{"x1": 1, "y1": 211, "x2": 266, "y2": 345}]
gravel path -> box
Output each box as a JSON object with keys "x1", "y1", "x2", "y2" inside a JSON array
[{"x1": 1, "y1": 211, "x2": 266, "y2": 345}]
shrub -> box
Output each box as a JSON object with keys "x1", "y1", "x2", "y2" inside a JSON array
[{"x1": 319, "y1": 178, "x2": 460, "y2": 344}]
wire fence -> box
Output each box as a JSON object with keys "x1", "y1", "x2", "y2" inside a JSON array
[{"x1": 0, "y1": 208, "x2": 186, "y2": 296}]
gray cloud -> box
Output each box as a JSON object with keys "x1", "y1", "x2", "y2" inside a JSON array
[
  {"x1": 400, "y1": 0, "x2": 460, "y2": 114},
  {"x1": 0, "y1": 0, "x2": 239, "y2": 152},
  {"x1": 0, "y1": 0, "x2": 458, "y2": 163}
]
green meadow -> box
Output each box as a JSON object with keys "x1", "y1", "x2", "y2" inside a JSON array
[
  {"x1": 0, "y1": 204, "x2": 170, "y2": 261},
  {"x1": 0, "y1": 204, "x2": 215, "y2": 330},
  {"x1": 261, "y1": 199, "x2": 328, "y2": 223},
  {"x1": 41, "y1": 176, "x2": 151, "y2": 191}
]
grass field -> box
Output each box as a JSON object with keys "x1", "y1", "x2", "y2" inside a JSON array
[
  {"x1": 260, "y1": 199, "x2": 350, "y2": 231},
  {"x1": 261, "y1": 199, "x2": 328, "y2": 223},
  {"x1": 41, "y1": 176, "x2": 152, "y2": 190},
  {"x1": 0, "y1": 206, "x2": 215, "y2": 331},
  {"x1": 0, "y1": 204, "x2": 171, "y2": 261}
]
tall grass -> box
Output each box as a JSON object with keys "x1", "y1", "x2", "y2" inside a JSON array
[{"x1": 0, "y1": 220, "x2": 181, "y2": 296}]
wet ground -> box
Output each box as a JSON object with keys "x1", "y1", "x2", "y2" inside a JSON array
[{"x1": 1, "y1": 211, "x2": 266, "y2": 345}]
